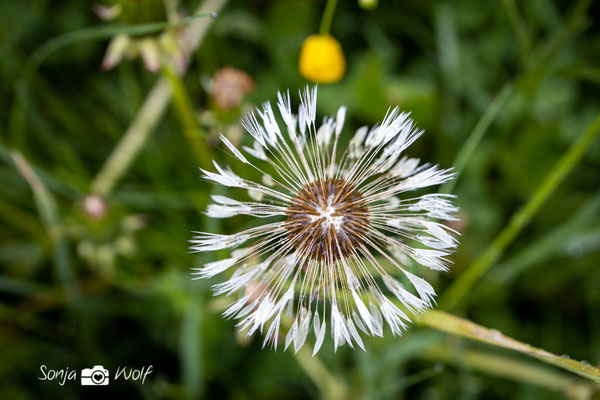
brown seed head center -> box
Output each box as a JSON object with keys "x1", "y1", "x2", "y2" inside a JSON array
[{"x1": 285, "y1": 179, "x2": 369, "y2": 262}]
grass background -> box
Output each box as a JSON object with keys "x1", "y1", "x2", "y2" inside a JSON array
[{"x1": 1, "y1": 0, "x2": 599, "y2": 398}]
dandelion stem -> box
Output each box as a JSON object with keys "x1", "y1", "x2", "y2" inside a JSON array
[
  {"x1": 205, "y1": 297, "x2": 348, "y2": 400},
  {"x1": 294, "y1": 346, "x2": 349, "y2": 400},
  {"x1": 416, "y1": 311, "x2": 600, "y2": 384},
  {"x1": 91, "y1": 0, "x2": 227, "y2": 196},
  {"x1": 161, "y1": 65, "x2": 212, "y2": 170},
  {"x1": 440, "y1": 112, "x2": 600, "y2": 310},
  {"x1": 319, "y1": 0, "x2": 339, "y2": 36},
  {"x1": 441, "y1": 82, "x2": 513, "y2": 194}
]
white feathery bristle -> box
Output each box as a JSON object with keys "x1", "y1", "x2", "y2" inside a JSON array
[
  {"x1": 220, "y1": 133, "x2": 249, "y2": 164},
  {"x1": 189, "y1": 85, "x2": 459, "y2": 354}
]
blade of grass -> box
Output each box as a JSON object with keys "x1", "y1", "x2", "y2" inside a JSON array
[
  {"x1": 441, "y1": 112, "x2": 600, "y2": 310},
  {"x1": 422, "y1": 346, "x2": 596, "y2": 398},
  {"x1": 501, "y1": 0, "x2": 530, "y2": 67},
  {"x1": 0, "y1": 143, "x2": 82, "y2": 198},
  {"x1": 374, "y1": 364, "x2": 445, "y2": 398},
  {"x1": 485, "y1": 191, "x2": 600, "y2": 286},
  {"x1": 440, "y1": 82, "x2": 513, "y2": 194},
  {"x1": 531, "y1": 0, "x2": 591, "y2": 75},
  {"x1": 91, "y1": 0, "x2": 228, "y2": 196},
  {"x1": 26, "y1": 12, "x2": 217, "y2": 72},
  {"x1": 11, "y1": 151, "x2": 79, "y2": 300},
  {"x1": 179, "y1": 202, "x2": 221, "y2": 398},
  {"x1": 441, "y1": 0, "x2": 592, "y2": 195},
  {"x1": 0, "y1": 196, "x2": 48, "y2": 245},
  {"x1": 417, "y1": 310, "x2": 600, "y2": 384},
  {"x1": 10, "y1": 12, "x2": 218, "y2": 147},
  {"x1": 180, "y1": 287, "x2": 205, "y2": 398}
]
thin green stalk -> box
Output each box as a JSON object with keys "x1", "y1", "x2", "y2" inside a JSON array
[
  {"x1": 27, "y1": 12, "x2": 217, "y2": 71},
  {"x1": 441, "y1": 0, "x2": 591, "y2": 196},
  {"x1": 0, "y1": 141, "x2": 82, "y2": 199},
  {"x1": 441, "y1": 82, "x2": 513, "y2": 194},
  {"x1": 0, "y1": 196, "x2": 48, "y2": 245},
  {"x1": 533, "y1": 0, "x2": 591, "y2": 74},
  {"x1": 91, "y1": 0, "x2": 227, "y2": 196},
  {"x1": 294, "y1": 346, "x2": 348, "y2": 400},
  {"x1": 486, "y1": 191, "x2": 600, "y2": 286},
  {"x1": 501, "y1": 0, "x2": 530, "y2": 67},
  {"x1": 280, "y1": 312, "x2": 348, "y2": 400},
  {"x1": 205, "y1": 297, "x2": 348, "y2": 400},
  {"x1": 91, "y1": 79, "x2": 172, "y2": 196},
  {"x1": 11, "y1": 151, "x2": 79, "y2": 300},
  {"x1": 417, "y1": 311, "x2": 600, "y2": 384},
  {"x1": 422, "y1": 346, "x2": 596, "y2": 398},
  {"x1": 441, "y1": 112, "x2": 600, "y2": 310},
  {"x1": 374, "y1": 364, "x2": 444, "y2": 398},
  {"x1": 162, "y1": 65, "x2": 212, "y2": 170},
  {"x1": 10, "y1": 11, "x2": 218, "y2": 146},
  {"x1": 319, "y1": 0, "x2": 339, "y2": 35},
  {"x1": 180, "y1": 288, "x2": 205, "y2": 397}
]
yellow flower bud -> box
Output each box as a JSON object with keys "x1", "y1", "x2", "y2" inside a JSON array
[{"x1": 299, "y1": 35, "x2": 346, "y2": 84}]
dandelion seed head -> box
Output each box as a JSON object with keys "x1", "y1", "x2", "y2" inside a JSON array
[
  {"x1": 285, "y1": 179, "x2": 368, "y2": 262},
  {"x1": 191, "y1": 86, "x2": 459, "y2": 353}
]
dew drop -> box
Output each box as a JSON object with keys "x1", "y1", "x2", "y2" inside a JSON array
[
  {"x1": 560, "y1": 354, "x2": 570, "y2": 360},
  {"x1": 488, "y1": 329, "x2": 503, "y2": 340},
  {"x1": 211, "y1": 12, "x2": 218, "y2": 19},
  {"x1": 580, "y1": 360, "x2": 591, "y2": 366}
]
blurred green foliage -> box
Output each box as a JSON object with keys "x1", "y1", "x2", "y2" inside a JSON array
[{"x1": 1, "y1": 0, "x2": 599, "y2": 399}]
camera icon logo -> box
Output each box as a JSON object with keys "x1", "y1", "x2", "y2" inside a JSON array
[{"x1": 81, "y1": 365, "x2": 109, "y2": 386}]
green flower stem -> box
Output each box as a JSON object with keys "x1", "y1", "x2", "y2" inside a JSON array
[
  {"x1": 417, "y1": 310, "x2": 600, "y2": 384},
  {"x1": 205, "y1": 298, "x2": 348, "y2": 400},
  {"x1": 294, "y1": 346, "x2": 349, "y2": 400},
  {"x1": 441, "y1": 82, "x2": 513, "y2": 194},
  {"x1": 319, "y1": 0, "x2": 339, "y2": 36},
  {"x1": 11, "y1": 151, "x2": 79, "y2": 300},
  {"x1": 440, "y1": 112, "x2": 600, "y2": 310},
  {"x1": 91, "y1": 0, "x2": 227, "y2": 196},
  {"x1": 277, "y1": 314, "x2": 349, "y2": 400},
  {"x1": 161, "y1": 65, "x2": 212, "y2": 170},
  {"x1": 422, "y1": 345, "x2": 596, "y2": 397}
]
